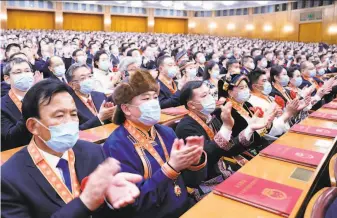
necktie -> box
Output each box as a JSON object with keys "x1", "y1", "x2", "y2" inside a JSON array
[
  {"x1": 87, "y1": 98, "x2": 95, "y2": 111},
  {"x1": 62, "y1": 77, "x2": 66, "y2": 83},
  {"x1": 56, "y1": 158, "x2": 72, "y2": 193}
]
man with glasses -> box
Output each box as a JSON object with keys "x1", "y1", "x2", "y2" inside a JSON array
[
  {"x1": 1, "y1": 58, "x2": 40, "y2": 150},
  {"x1": 66, "y1": 63, "x2": 115, "y2": 130}
]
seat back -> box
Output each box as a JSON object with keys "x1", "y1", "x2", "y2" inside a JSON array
[
  {"x1": 304, "y1": 187, "x2": 337, "y2": 218},
  {"x1": 329, "y1": 153, "x2": 337, "y2": 187}
]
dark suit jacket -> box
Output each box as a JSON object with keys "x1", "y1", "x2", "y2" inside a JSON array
[
  {"x1": 1, "y1": 94, "x2": 32, "y2": 150},
  {"x1": 157, "y1": 80, "x2": 181, "y2": 109},
  {"x1": 72, "y1": 91, "x2": 108, "y2": 130},
  {"x1": 1, "y1": 81, "x2": 11, "y2": 97},
  {"x1": 197, "y1": 66, "x2": 204, "y2": 77},
  {"x1": 110, "y1": 54, "x2": 120, "y2": 66},
  {"x1": 1, "y1": 140, "x2": 116, "y2": 218}
]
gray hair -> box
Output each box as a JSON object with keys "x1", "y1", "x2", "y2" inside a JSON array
[
  {"x1": 66, "y1": 63, "x2": 90, "y2": 82},
  {"x1": 3, "y1": 58, "x2": 32, "y2": 76},
  {"x1": 119, "y1": 56, "x2": 138, "y2": 73}
]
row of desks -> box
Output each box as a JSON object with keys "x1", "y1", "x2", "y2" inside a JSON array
[
  {"x1": 1, "y1": 110, "x2": 186, "y2": 162},
  {"x1": 181, "y1": 107, "x2": 337, "y2": 218}
]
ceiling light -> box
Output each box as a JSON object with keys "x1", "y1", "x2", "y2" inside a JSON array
[
  {"x1": 220, "y1": 1, "x2": 236, "y2": 6},
  {"x1": 328, "y1": 25, "x2": 337, "y2": 34},
  {"x1": 263, "y1": 24, "x2": 272, "y2": 32},
  {"x1": 255, "y1": 1, "x2": 268, "y2": 5},
  {"x1": 130, "y1": 1, "x2": 143, "y2": 7},
  {"x1": 283, "y1": 25, "x2": 294, "y2": 32},
  {"x1": 86, "y1": 1, "x2": 97, "y2": 4},
  {"x1": 104, "y1": 18, "x2": 111, "y2": 24},
  {"x1": 148, "y1": 20, "x2": 155, "y2": 26},
  {"x1": 227, "y1": 23, "x2": 236, "y2": 30},
  {"x1": 173, "y1": 2, "x2": 185, "y2": 10},
  {"x1": 188, "y1": 22, "x2": 196, "y2": 28},
  {"x1": 115, "y1": 1, "x2": 127, "y2": 3},
  {"x1": 160, "y1": 1, "x2": 172, "y2": 7},
  {"x1": 246, "y1": 24, "x2": 254, "y2": 31},
  {"x1": 0, "y1": 13, "x2": 7, "y2": 20},
  {"x1": 209, "y1": 22, "x2": 217, "y2": 29},
  {"x1": 188, "y1": 1, "x2": 203, "y2": 7},
  {"x1": 203, "y1": 2, "x2": 214, "y2": 10},
  {"x1": 145, "y1": 1, "x2": 158, "y2": 3}
]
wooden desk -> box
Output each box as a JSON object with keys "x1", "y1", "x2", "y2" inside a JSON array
[
  {"x1": 82, "y1": 123, "x2": 119, "y2": 144},
  {"x1": 182, "y1": 106, "x2": 337, "y2": 218},
  {"x1": 1, "y1": 146, "x2": 24, "y2": 163}
]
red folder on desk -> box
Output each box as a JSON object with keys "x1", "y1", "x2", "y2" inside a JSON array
[
  {"x1": 213, "y1": 172, "x2": 302, "y2": 217},
  {"x1": 309, "y1": 111, "x2": 337, "y2": 122},
  {"x1": 260, "y1": 143, "x2": 324, "y2": 168},
  {"x1": 290, "y1": 124, "x2": 337, "y2": 138},
  {"x1": 161, "y1": 107, "x2": 188, "y2": 116},
  {"x1": 323, "y1": 102, "x2": 337, "y2": 109},
  {"x1": 79, "y1": 131, "x2": 101, "y2": 143}
]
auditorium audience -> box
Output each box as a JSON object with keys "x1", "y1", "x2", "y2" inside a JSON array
[{"x1": 1, "y1": 29, "x2": 337, "y2": 217}]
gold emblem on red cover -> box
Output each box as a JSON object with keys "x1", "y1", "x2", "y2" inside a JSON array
[
  {"x1": 262, "y1": 188, "x2": 287, "y2": 200},
  {"x1": 295, "y1": 152, "x2": 314, "y2": 159},
  {"x1": 174, "y1": 183, "x2": 182, "y2": 197}
]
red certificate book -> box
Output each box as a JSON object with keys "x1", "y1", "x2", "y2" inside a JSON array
[
  {"x1": 161, "y1": 107, "x2": 188, "y2": 116},
  {"x1": 213, "y1": 172, "x2": 302, "y2": 217},
  {"x1": 290, "y1": 124, "x2": 337, "y2": 138},
  {"x1": 79, "y1": 131, "x2": 102, "y2": 143},
  {"x1": 323, "y1": 102, "x2": 337, "y2": 109},
  {"x1": 260, "y1": 143, "x2": 324, "y2": 168},
  {"x1": 309, "y1": 111, "x2": 337, "y2": 122}
]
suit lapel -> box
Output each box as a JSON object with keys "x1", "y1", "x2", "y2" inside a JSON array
[
  {"x1": 91, "y1": 92, "x2": 103, "y2": 111},
  {"x1": 73, "y1": 144, "x2": 90, "y2": 183},
  {"x1": 5, "y1": 95, "x2": 21, "y2": 120},
  {"x1": 25, "y1": 152, "x2": 64, "y2": 207}
]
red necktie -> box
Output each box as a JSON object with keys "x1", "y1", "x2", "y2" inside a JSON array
[{"x1": 87, "y1": 99, "x2": 95, "y2": 111}]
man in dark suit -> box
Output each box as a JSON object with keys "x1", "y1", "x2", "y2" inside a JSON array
[
  {"x1": 46, "y1": 56, "x2": 68, "y2": 83},
  {"x1": 193, "y1": 52, "x2": 206, "y2": 77},
  {"x1": 157, "y1": 55, "x2": 182, "y2": 109},
  {"x1": 66, "y1": 63, "x2": 115, "y2": 130},
  {"x1": 110, "y1": 45, "x2": 120, "y2": 67},
  {"x1": 1, "y1": 79, "x2": 142, "y2": 218},
  {"x1": 1, "y1": 58, "x2": 36, "y2": 150}
]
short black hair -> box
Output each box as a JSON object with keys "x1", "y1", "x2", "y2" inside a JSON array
[
  {"x1": 248, "y1": 69, "x2": 266, "y2": 88},
  {"x1": 157, "y1": 55, "x2": 171, "y2": 68},
  {"x1": 241, "y1": 56, "x2": 253, "y2": 65},
  {"x1": 270, "y1": 65, "x2": 284, "y2": 83},
  {"x1": 22, "y1": 79, "x2": 73, "y2": 122},
  {"x1": 127, "y1": 48, "x2": 138, "y2": 57},
  {"x1": 251, "y1": 48, "x2": 260, "y2": 56},
  {"x1": 72, "y1": 49, "x2": 83, "y2": 57},
  {"x1": 9, "y1": 52, "x2": 27, "y2": 60},
  {"x1": 180, "y1": 81, "x2": 204, "y2": 109},
  {"x1": 5, "y1": 43, "x2": 21, "y2": 54},
  {"x1": 93, "y1": 50, "x2": 108, "y2": 68},
  {"x1": 193, "y1": 51, "x2": 202, "y2": 61},
  {"x1": 226, "y1": 58, "x2": 239, "y2": 70},
  {"x1": 287, "y1": 66, "x2": 300, "y2": 78},
  {"x1": 3, "y1": 58, "x2": 32, "y2": 76},
  {"x1": 203, "y1": 61, "x2": 218, "y2": 81}
]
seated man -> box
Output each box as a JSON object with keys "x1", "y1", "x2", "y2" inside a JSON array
[
  {"x1": 103, "y1": 70, "x2": 207, "y2": 218},
  {"x1": 66, "y1": 63, "x2": 115, "y2": 130},
  {"x1": 1, "y1": 79, "x2": 142, "y2": 218},
  {"x1": 47, "y1": 56, "x2": 68, "y2": 83},
  {"x1": 1, "y1": 58, "x2": 36, "y2": 150},
  {"x1": 157, "y1": 55, "x2": 183, "y2": 109}
]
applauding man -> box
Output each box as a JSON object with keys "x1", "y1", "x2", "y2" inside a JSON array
[
  {"x1": 2, "y1": 79, "x2": 141, "y2": 218},
  {"x1": 103, "y1": 70, "x2": 207, "y2": 218}
]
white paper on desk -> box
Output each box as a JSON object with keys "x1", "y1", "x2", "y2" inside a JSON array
[{"x1": 314, "y1": 139, "x2": 332, "y2": 148}]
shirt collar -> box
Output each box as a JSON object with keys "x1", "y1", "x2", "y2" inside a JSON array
[
  {"x1": 37, "y1": 146, "x2": 69, "y2": 168},
  {"x1": 13, "y1": 92, "x2": 24, "y2": 101}
]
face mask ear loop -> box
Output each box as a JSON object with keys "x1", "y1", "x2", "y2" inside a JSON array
[{"x1": 33, "y1": 118, "x2": 50, "y2": 143}]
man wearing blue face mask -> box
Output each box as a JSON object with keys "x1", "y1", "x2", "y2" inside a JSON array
[
  {"x1": 104, "y1": 70, "x2": 207, "y2": 218},
  {"x1": 176, "y1": 81, "x2": 258, "y2": 199},
  {"x1": 67, "y1": 63, "x2": 115, "y2": 130},
  {"x1": 2, "y1": 79, "x2": 143, "y2": 218},
  {"x1": 47, "y1": 56, "x2": 68, "y2": 83},
  {"x1": 157, "y1": 55, "x2": 184, "y2": 109},
  {"x1": 1, "y1": 58, "x2": 37, "y2": 150}
]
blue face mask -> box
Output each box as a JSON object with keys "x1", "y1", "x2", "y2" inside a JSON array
[
  {"x1": 135, "y1": 99, "x2": 161, "y2": 126},
  {"x1": 309, "y1": 69, "x2": 316, "y2": 78},
  {"x1": 235, "y1": 88, "x2": 250, "y2": 103},
  {"x1": 79, "y1": 79, "x2": 94, "y2": 95},
  {"x1": 200, "y1": 96, "x2": 216, "y2": 116},
  {"x1": 13, "y1": 73, "x2": 34, "y2": 91},
  {"x1": 262, "y1": 82, "x2": 272, "y2": 95},
  {"x1": 36, "y1": 120, "x2": 79, "y2": 153},
  {"x1": 53, "y1": 65, "x2": 66, "y2": 77},
  {"x1": 167, "y1": 67, "x2": 177, "y2": 78},
  {"x1": 293, "y1": 77, "x2": 303, "y2": 87},
  {"x1": 186, "y1": 68, "x2": 197, "y2": 78},
  {"x1": 280, "y1": 75, "x2": 290, "y2": 87},
  {"x1": 99, "y1": 60, "x2": 110, "y2": 71},
  {"x1": 211, "y1": 70, "x2": 220, "y2": 79},
  {"x1": 317, "y1": 69, "x2": 325, "y2": 76}
]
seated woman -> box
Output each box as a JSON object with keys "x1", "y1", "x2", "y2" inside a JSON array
[
  {"x1": 103, "y1": 70, "x2": 207, "y2": 218},
  {"x1": 217, "y1": 74, "x2": 273, "y2": 159},
  {"x1": 203, "y1": 61, "x2": 220, "y2": 101}
]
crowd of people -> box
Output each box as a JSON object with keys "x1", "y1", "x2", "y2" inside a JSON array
[{"x1": 1, "y1": 29, "x2": 337, "y2": 218}]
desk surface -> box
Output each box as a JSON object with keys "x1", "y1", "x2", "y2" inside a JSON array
[{"x1": 182, "y1": 106, "x2": 337, "y2": 218}]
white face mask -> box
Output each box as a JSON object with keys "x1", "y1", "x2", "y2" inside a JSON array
[
  {"x1": 134, "y1": 99, "x2": 161, "y2": 126},
  {"x1": 260, "y1": 60, "x2": 268, "y2": 68},
  {"x1": 186, "y1": 68, "x2": 197, "y2": 78},
  {"x1": 211, "y1": 70, "x2": 220, "y2": 79},
  {"x1": 53, "y1": 65, "x2": 66, "y2": 77},
  {"x1": 12, "y1": 72, "x2": 34, "y2": 91},
  {"x1": 235, "y1": 88, "x2": 250, "y2": 103},
  {"x1": 200, "y1": 96, "x2": 216, "y2": 116}
]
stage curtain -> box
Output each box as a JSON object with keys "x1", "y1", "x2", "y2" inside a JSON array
[
  {"x1": 299, "y1": 22, "x2": 322, "y2": 43},
  {"x1": 7, "y1": 10, "x2": 54, "y2": 30},
  {"x1": 111, "y1": 16, "x2": 147, "y2": 32},
  {"x1": 154, "y1": 18, "x2": 187, "y2": 34},
  {"x1": 63, "y1": 13, "x2": 103, "y2": 31}
]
